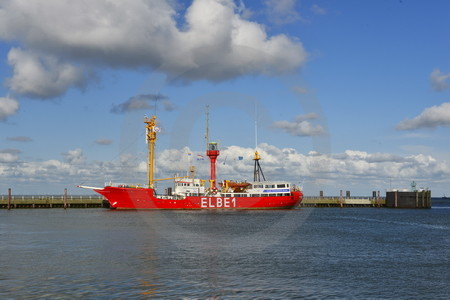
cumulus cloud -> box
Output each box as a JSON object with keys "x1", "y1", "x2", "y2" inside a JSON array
[
  {"x1": 62, "y1": 148, "x2": 86, "y2": 165},
  {"x1": 396, "y1": 102, "x2": 450, "y2": 130},
  {"x1": 0, "y1": 0, "x2": 307, "y2": 99},
  {"x1": 273, "y1": 113, "x2": 326, "y2": 136},
  {"x1": 0, "y1": 149, "x2": 21, "y2": 163},
  {"x1": 264, "y1": 0, "x2": 301, "y2": 24},
  {"x1": 1, "y1": 143, "x2": 450, "y2": 194},
  {"x1": 0, "y1": 96, "x2": 19, "y2": 121},
  {"x1": 111, "y1": 93, "x2": 174, "y2": 114},
  {"x1": 430, "y1": 69, "x2": 450, "y2": 91},
  {"x1": 323, "y1": 150, "x2": 447, "y2": 183},
  {"x1": 7, "y1": 48, "x2": 89, "y2": 99},
  {"x1": 155, "y1": 144, "x2": 450, "y2": 192}
]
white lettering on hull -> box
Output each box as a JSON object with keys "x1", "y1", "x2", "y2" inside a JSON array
[{"x1": 200, "y1": 197, "x2": 237, "y2": 208}]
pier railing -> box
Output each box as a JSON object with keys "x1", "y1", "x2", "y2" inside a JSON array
[
  {"x1": 301, "y1": 196, "x2": 386, "y2": 207},
  {"x1": 0, "y1": 195, "x2": 107, "y2": 209}
]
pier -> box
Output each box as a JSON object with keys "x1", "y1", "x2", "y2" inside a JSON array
[
  {"x1": 0, "y1": 188, "x2": 107, "y2": 209},
  {"x1": 299, "y1": 190, "x2": 385, "y2": 207},
  {"x1": 300, "y1": 196, "x2": 385, "y2": 207}
]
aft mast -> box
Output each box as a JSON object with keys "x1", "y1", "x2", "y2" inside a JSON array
[
  {"x1": 253, "y1": 103, "x2": 265, "y2": 182},
  {"x1": 253, "y1": 151, "x2": 266, "y2": 182},
  {"x1": 145, "y1": 116, "x2": 158, "y2": 188}
]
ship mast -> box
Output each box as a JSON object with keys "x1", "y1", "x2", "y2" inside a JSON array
[
  {"x1": 205, "y1": 106, "x2": 219, "y2": 189},
  {"x1": 253, "y1": 103, "x2": 265, "y2": 182},
  {"x1": 145, "y1": 116, "x2": 158, "y2": 188},
  {"x1": 253, "y1": 150, "x2": 266, "y2": 182}
]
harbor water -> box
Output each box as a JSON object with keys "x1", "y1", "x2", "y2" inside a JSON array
[{"x1": 1, "y1": 202, "x2": 449, "y2": 299}]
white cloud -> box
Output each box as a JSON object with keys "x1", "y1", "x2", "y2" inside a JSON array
[
  {"x1": 1, "y1": 144, "x2": 450, "y2": 194},
  {"x1": 273, "y1": 113, "x2": 326, "y2": 136},
  {"x1": 264, "y1": 0, "x2": 301, "y2": 24},
  {"x1": 111, "y1": 94, "x2": 174, "y2": 114},
  {"x1": 0, "y1": 149, "x2": 20, "y2": 163},
  {"x1": 0, "y1": 96, "x2": 19, "y2": 121},
  {"x1": 174, "y1": 144, "x2": 450, "y2": 193},
  {"x1": 0, "y1": 0, "x2": 307, "y2": 98},
  {"x1": 153, "y1": 143, "x2": 450, "y2": 189},
  {"x1": 430, "y1": 68, "x2": 450, "y2": 91},
  {"x1": 62, "y1": 148, "x2": 86, "y2": 165},
  {"x1": 7, "y1": 48, "x2": 88, "y2": 99},
  {"x1": 396, "y1": 102, "x2": 450, "y2": 130}
]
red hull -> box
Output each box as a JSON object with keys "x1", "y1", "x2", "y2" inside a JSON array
[{"x1": 96, "y1": 186, "x2": 303, "y2": 210}]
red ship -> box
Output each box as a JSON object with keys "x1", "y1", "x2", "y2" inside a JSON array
[{"x1": 79, "y1": 115, "x2": 303, "y2": 209}]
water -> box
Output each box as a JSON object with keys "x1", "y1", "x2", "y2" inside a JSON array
[{"x1": 1, "y1": 204, "x2": 449, "y2": 299}]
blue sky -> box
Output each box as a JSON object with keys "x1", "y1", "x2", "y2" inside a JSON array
[{"x1": 1, "y1": 0, "x2": 450, "y2": 196}]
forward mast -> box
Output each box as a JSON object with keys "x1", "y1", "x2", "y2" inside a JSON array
[{"x1": 145, "y1": 115, "x2": 158, "y2": 188}]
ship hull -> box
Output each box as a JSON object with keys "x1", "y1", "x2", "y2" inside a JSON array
[{"x1": 95, "y1": 186, "x2": 303, "y2": 210}]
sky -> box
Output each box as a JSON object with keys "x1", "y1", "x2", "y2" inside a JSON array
[{"x1": 1, "y1": 0, "x2": 450, "y2": 196}]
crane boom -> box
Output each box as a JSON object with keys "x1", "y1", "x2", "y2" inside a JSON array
[{"x1": 153, "y1": 176, "x2": 189, "y2": 182}]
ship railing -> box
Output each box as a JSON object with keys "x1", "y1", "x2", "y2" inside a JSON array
[
  {"x1": 306, "y1": 196, "x2": 386, "y2": 200},
  {"x1": 156, "y1": 194, "x2": 186, "y2": 200},
  {"x1": 104, "y1": 182, "x2": 147, "y2": 188}
]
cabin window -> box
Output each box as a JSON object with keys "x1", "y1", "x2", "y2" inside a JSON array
[
  {"x1": 277, "y1": 184, "x2": 286, "y2": 188},
  {"x1": 277, "y1": 193, "x2": 283, "y2": 196},
  {"x1": 251, "y1": 194, "x2": 259, "y2": 197},
  {"x1": 265, "y1": 184, "x2": 275, "y2": 188}
]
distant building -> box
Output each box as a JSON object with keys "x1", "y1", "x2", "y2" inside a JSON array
[{"x1": 385, "y1": 190, "x2": 431, "y2": 208}]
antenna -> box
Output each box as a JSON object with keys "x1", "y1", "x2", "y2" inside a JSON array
[
  {"x1": 254, "y1": 102, "x2": 258, "y2": 150},
  {"x1": 205, "y1": 105, "x2": 209, "y2": 150},
  {"x1": 153, "y1": 94, "x2": 159, "y2": 116}
]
